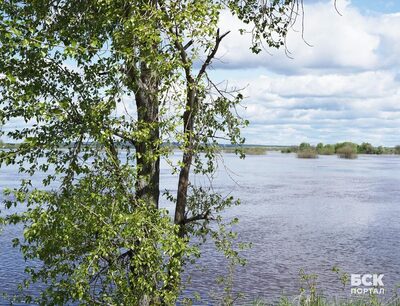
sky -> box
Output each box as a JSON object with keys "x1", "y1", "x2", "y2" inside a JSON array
[
  {"x1": 211, "y1": 0, "x2": 400, "y2": 146},
  {"x1": 1, "y1": 0, "x2": 399, "y2": 147}
]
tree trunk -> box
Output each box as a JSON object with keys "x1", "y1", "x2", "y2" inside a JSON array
[
  {"x1": 175, "y1": 151, "x2": 192, "y2": 226},
  {"x1": 133, "y1": 62, "x2": 160, "y2": 209},
  {"x1": 174, "y1": 84, "x2": 196, "y2": 232}
]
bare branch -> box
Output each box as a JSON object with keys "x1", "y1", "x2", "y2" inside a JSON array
[{"x1": 197, "y1": 29, "x2": 230, "y2": 81}]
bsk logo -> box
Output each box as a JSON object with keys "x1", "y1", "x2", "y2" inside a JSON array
[{"x1": 350, "y1": 274, "x2": 385, "y2": 295}]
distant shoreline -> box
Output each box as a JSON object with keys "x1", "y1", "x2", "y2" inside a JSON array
[{"x1": 1, "y1": 141, "x2": 399, "y2": 156}]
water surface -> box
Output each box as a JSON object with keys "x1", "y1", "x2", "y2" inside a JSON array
[{"x1": 1, "y1": 152, "x2": 399, "y2": 304}]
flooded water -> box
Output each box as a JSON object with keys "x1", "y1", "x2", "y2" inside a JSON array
[{"x1": 1, "y1": 152, "x2": 400, "y2": 304}]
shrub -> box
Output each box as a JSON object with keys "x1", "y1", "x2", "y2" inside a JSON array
[
  {"x1": 395, "y1": 145, "x2": 400, "y2": 155},
  {"x1": 297, "y1": 148, "x2": 318, "y2": 159},
  {"x1": 281, "y1": 146, "x2": 297, "y2": 153},
  {"x1": 357, "y1": 142, "x2": 375, "y2": 154},
  {"x1": 244, "y1": 147, "x2": 267, "y2": 155},
  {"x1": 317, "y1": 144, "x2": 335, "y2": 155},
  {"x1": 337, "y1": 145, "x2": 358, "y2": 159},
  {"x1": 222, "y1": 146, "x2": 267, "y2": 155}
]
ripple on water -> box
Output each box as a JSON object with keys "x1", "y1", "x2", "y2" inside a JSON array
[{"x1": 1, "y1": 153, "x2": 400, "y2": 303}]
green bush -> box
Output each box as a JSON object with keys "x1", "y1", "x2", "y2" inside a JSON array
[
  {"x1": 357, "y1": 142, "x2": 375, "y2": 154},
  {"x1": 281, "y1": 146, "x2": 297, "y2": 153},
  {"x1": 317, "y1": 144, "x2": 335, "y2": 155}
]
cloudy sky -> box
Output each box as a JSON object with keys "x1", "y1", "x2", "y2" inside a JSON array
[
  {"x1": 2, "y1": 1, "x2": 399, "y2": 147},
  {"x1": 212, "y1": 0, "x2": 400, "y2": 146}
]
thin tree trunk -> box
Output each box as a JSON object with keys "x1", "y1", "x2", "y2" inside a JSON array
[{"x1": 174, "y1": 83, "x2": 196, "y2": 232}]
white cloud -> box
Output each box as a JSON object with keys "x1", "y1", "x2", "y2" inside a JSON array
[
  {"x1": 212, "y1": 1, "x2": 400, "y2": 146},
  {"x1": 218, "y1": 1, "x2": 385, "y2": 73}
]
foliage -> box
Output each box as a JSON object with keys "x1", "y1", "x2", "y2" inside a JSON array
[
  {"x1": 281, "y1": 146, "x2": 298, "y2": 154},
  {"x1": 0, "y1": 0, "x2": 304, "y2": 304},
  {"x1": 222, "y1": 146, "x2": 267, "y2": 155},
  {"x1": 357, "y1": 142, "x2": 388, "y2": 155},
  {"x1": 395, "y1": 146, "x2": 400, "y2": 155},
  {"x1": 6, "y1": 167, "x2": 187, "y2": 305},
  {"x1": 357, "y1": 142, "x2": 376, "y2": 154},
  {"x1": 285, "y1": 142, "x2": 396, "y2": 156},
  {"x1": 297, "y1": 143, "x2": 318, "y2": 159},
  {"x1": 335, "y1": 142, "x2": 358, "y2": 154},
  {"x1": 299, "y1": 142, "x2": 312, "y2": 151},
  {"x1": 336, "y1": 145, "x2": 358, "y2": 159},
  {"x1": 297, "y1": 148, "x2": 318, "y2": 159},
  {"x1": 316, "y1": 143, "x2": 335, "y2": 155}
]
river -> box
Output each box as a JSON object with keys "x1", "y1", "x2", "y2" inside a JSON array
[{"x1": 1, "y1": 152, "x2": 399, "y2": 304}]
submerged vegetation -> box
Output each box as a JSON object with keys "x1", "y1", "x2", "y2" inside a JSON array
[
  {"x1": 297, "y1": 149, "x2": 318, "y2": 159},
  {"x1": 297, "y1": 143, "x2": 318, "y2": 159},
  {"x1": 221, "y1": 146, "x2": 267, "y2": 155},
  {"x1": 336, "y1": 144, "x2": 358, "y2": 159},
  {"x1": 282, "y1": 142, "x2": 399, "y2": 158}
]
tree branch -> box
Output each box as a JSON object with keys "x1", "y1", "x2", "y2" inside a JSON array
[
  {"x1": 197, "y1": 29, "x2": 230, "y2": 81},
  {"x1": 184, "y1": 209, "x2": 213, "y2": 224}
]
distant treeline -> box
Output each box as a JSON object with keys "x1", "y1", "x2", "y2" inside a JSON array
[
  {"x1": 282, "y1": 142, "x2": 400, "y2": 158},
  {"x1": 1, "y1": 139, "x2": 399, "y2": 157},
  {"x1": 0, "y1": 140, "x2": 270, "y2": 155}
]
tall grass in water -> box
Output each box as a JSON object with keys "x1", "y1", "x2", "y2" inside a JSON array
[{"x1": 336, "y1": 145, "x2": 358, "y2": 159}]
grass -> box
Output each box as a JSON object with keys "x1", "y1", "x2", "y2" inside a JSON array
[
  {"x1": 247, "y1": 268, "x2": 398, "y2": 306},
  {"x1": 247, "y1": 296, "x2": 400, "y2": 306},
  {"x1": 250, "y1": 294, "x2": 400, "y2": 306}
]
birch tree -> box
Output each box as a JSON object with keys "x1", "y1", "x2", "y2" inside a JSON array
[{"x1": 0, "y1": 0, "x2": 303, "y2": 304}]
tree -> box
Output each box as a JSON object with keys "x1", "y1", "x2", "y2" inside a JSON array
[
  {"x1": 395, "y1": 145, "x2": 400, "y2": 155},
  {"x1": 299, "y1": 142, "x2": 312, "y2": 151},
  {"x1": 315, "y1": 143, "x2": 335, "y2": 155},
  {"x1": 0, "y1": 1, "x2": 304, "y2": 304},
  {"x1": 358, "y1": 142, "x2": 374, "y2": 154}
]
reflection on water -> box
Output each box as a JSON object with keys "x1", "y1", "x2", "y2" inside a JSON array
[{"x1": 1, "y1": 152, "x2": 400, "y2": 304}]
